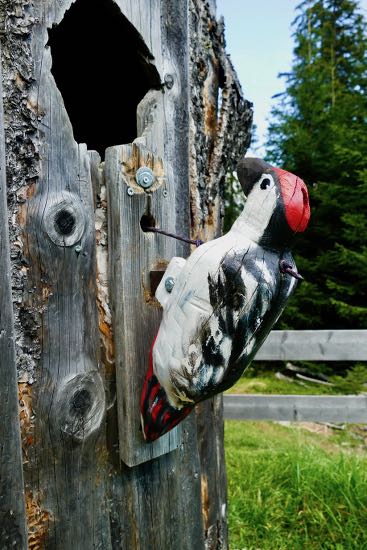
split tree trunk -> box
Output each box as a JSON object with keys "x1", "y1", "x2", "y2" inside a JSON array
[
  {"x1": 0, "y1": 0, "x2": 252, "y2": 548},
  {"x1": 189, "y1": 3, "x2": 252, "y2": 547}
]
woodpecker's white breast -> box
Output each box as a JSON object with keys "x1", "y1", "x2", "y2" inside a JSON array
[{"x1": 152, "y1": 169, "x2": 299, "y2": 409}]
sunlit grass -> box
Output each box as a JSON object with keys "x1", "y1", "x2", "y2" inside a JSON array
[
  {"x1": 228, "y1": 364, "x2": 367, "y2": 396},
  {"x1": 225, "y1": 421, "x2": 367, "y2": 550},
  {"x1": 227, "y1": 374, "x2": 338, "y2": 395}
]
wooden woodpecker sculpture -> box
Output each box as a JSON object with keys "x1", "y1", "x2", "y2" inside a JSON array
[{"x1": 141, "y1": 158, "x2": 311, "y2": 441}]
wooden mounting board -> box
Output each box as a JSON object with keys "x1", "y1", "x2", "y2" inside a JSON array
[{"x1": 106, "y1": 142, "x2": 183, "y2": 466}]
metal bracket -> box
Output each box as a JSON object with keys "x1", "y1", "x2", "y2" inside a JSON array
[{"x1": 135, "y1": 166, "x2": 155, "y2": 189}]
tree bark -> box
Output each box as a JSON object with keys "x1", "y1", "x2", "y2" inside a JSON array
[{"x1": 189, "y1": 1, "x2": 253, "y2": 548}]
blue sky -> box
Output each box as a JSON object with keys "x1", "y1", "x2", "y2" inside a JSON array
[{"x1": 216, "y1": 0, "x2": 367, "y2": 155}]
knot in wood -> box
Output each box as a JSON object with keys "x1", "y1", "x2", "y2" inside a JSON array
[
  {"x1": 44, "y1": 192, "x2": 85, "y2": 247},
  {"x1": 54, "y1": 371, "x2": 105, "y2": 442},
  {"x1": 54, "y1": 208, "x2": 76, "y2": 235}
]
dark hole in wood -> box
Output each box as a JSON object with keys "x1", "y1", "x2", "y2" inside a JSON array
[
  {"x1": 71, "y1": 389, "x2": 92, "y2": 417},
  {"x1": 140, "y1": 214, "x2": 156, "y2": 232},
  {"x1": 216, "y1": 64, "x2": 226, "y2": 121},
  {"x1": 150, "y1": 269, "x2": 166, "y2": 295},
  {"x1": 54, "y1": 209, "x2": 76, "y2": 235},
  {"x1": 48, "y1": 0, "x2": 161, "y2": 157}
]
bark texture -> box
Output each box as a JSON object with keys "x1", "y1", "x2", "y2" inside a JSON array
[{"x1": 189, "y1": 2, "x2": 253, "y2": 548}]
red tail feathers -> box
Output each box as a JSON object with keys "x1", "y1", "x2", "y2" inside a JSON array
[{"x1": 140, "y1": 337, "x2": 192, "y2": 442}]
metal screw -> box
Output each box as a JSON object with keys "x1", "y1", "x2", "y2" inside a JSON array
[
  {"x1": 164, "y1": 74, "x2": 174, "y2": 90},
  {"x1": 75, "y1": 244, "x2": 82, "y2": 254},
  {"x1": 162, "y1": 189, "x2": 168, "y2": 198},
  {"x1": 127, "y1": 187, "x2": 134, "y2": 196},
  {"x1": 136, "y1": 167, "x2": 155, "y2": 189},
  {"x1": 165, "y1": 276, "x2": 175, "y2": 293}
]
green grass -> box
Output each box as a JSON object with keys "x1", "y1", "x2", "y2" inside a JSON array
[
  {"x1": 227, "y1": 374, "x2": 339, "y2": 396},
  {"x1": 227, "y1": 363, "x2": 367, "y2": 396},
  {"x1": 225, "y1": 421, "x2": 367, "y2": 549}
]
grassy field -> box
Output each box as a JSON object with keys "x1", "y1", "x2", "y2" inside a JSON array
[
  {"x1": 225, "y1": 420, "x2": 367, "y2": 550},
  {"x1": 227, "y1": 374, "x2": 338, "y2": 395},
  {"x1": 228, "y1": 364, "x2": 367, "y2": 396}
]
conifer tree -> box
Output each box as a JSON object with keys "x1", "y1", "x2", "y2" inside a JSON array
[{"x1": 266, "y1": 0, "x2": 367, "y2": 329}]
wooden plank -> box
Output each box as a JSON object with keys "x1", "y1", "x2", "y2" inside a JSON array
[
  {"x1": 106, "y1": 0, "x2": 204, "y2": 547},
  {"x1": 106, "y1": 0, "x2": 192, "y2": 466},
  {"x1": 19, "y1": 3, "x2": 111, "y2": 547},
  {"x1": 224, "y1": 394, "x2": 367, "y2": 423},
  {"x1": 0, "y1": 47, "x2": 28, "y2": 550},
  {"x1": 106, "y1": 142, "x2": 183, "y2": 466},
  {"x1": 255, "y1": 330, "x2": 367, "y2": 361},
  {"x1": 115, "y1": 0, "x2": 162, "y2": 69},
  {"x1": 196, "y1": 396, "x2": 228, "y2": 548}
]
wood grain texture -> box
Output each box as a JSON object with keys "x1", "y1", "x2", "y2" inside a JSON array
[
  {"x1": 18, "y1": 2, "x2": 110, "y2": 547},
  {"x1": 0, "y1": 48, "x2": 28, "y2": 550},
  {"x1": 255, "y1": 330, "x2": 367, "y2": 361},
  {"x1": 0, "y1": 0, "x2": 251, "y2": 546},
  {"x1": 196, "y1": 397, "x2": 228, "y2": 548},
  {"x1": 106, "y1": 142, "x2": 182, "y2": 466},
  {"x1": 189, "y1": 0, "x2": 253, "y2": 242},
  {"x1": 105, "y1": 1, "x2": 204, "y2": 547},
  {"x1": 115, "y1": 0, "x2": 162, "y2": 68},
  {"x1": 224, "y1": 394, "x2": 367, "y2": 423}
]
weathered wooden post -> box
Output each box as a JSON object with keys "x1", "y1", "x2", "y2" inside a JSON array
[
  {"x1": 0, "y1": 47, "x2": 27, "y2": 549},
  {"x1": 0, "y1": 0, "x2": 251, "y2": 548}
]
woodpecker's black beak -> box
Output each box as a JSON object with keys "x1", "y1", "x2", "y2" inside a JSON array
[{"x1": 279, "y1": 260, "x2": 304, "y2": 280}]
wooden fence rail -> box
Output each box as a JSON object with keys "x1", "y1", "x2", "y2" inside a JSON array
[
  {"x1": 255, "y1": 330, "x2": 367, "y2": 361},
  {"x1": 223, "y1": 329, "x2": 367, "y2": 424},
  {"x1": 223, "y1": 394, "x2": 367, "y2": 423}
]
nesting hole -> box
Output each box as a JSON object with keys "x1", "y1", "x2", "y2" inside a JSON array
[
  {"x1": 48, "y1": 0, "x2": 161, "y2": 156},
  {"x1": 140, "y1": 214, "x2": 156, "y2": 233},
  {"x1": 54, "y1": 208, "x2": 76, "y2": 236}
]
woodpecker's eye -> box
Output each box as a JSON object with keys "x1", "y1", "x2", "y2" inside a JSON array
[{"x1": 260, "y1": 178, "x2": 271, "y2": 190}]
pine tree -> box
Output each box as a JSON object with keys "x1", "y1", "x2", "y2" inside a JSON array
[{"x1": 266, "y1": 0, "x2": 367, "y2": 330}]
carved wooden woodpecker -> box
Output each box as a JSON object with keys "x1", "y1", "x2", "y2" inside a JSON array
[{"x1": 141, "y1": 158, "x2": 311, "y2": 441}]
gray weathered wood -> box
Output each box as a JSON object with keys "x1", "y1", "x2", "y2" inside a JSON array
[
  {"x1": 115, "y1": 0, "x2": 162, "y2": 59},
  {"x1": 255, "y1": 330, "x2": 367, "y2": 361},
  {"x1": 224, "y1": 394, "x2": 367, "y2": 423},
  {"x1": 16, "y1": 3, "x2": 110, "y2": 547},
  {"x1": 196, "y1": 396, "x2": 228, "y2": 548},
  {"x1": 106, "y1": 0, "x2": 193, "y2": 467},
  {"x1": 106, "y1": 142, "x2": 182, "y2": 466},
  {"x1": 295, "y1": 373, "x2": 334, "y2": 386},
  {"x1": 0, "y1": 47, "x2": 28, "y2": 550},
  {"x1": 1, "y1": 0, "x2": 251, "y2": 546},
  {"x1": 104, "y1": 1, "x2": 205, "y2": 546}
]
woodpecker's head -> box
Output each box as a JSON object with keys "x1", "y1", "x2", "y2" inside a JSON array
[{"x1": 236, "y1": 158, "x2": 310, "y2": 249}]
